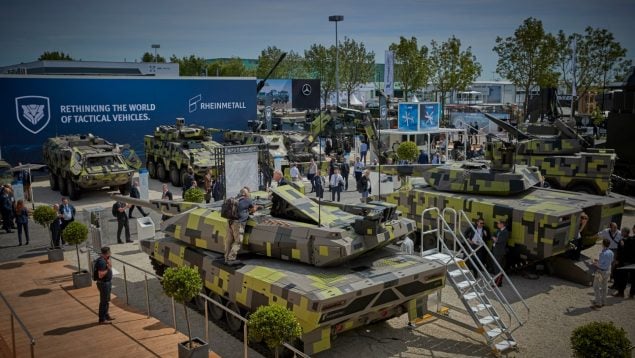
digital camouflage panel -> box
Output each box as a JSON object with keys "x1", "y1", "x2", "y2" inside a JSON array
[
  {"x1": 43, "y1": 134, "x2": 139, "y2": 200},
  {"x1": 380, "y1": 184, "x2": 624, "y2": 260},
  {"x1": 144, "y1": 118, "x2": 222, "y2": 187},
  {"x1": 141, "y1": 238, "x2": 445, "y2": 355}
]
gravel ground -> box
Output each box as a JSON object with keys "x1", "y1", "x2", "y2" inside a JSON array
[{"x1": 1, "y1": 177, "x2": 633, "y2": 357}]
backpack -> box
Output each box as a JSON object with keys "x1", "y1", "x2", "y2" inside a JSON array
[
  {"x1": 112, "y1": 202, "x2": 119, "y2": 218},
  {"x1": 221, "y1": 197, "x2": 239, "y2": 220},
  {"x1": 92, "y1": 257, "x2": 103, "y2": 281}
]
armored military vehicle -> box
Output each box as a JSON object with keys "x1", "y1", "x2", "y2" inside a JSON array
[
  {"x1": 144, "y1": 118, "x2": 222, "y2": 187},
  {"x1": 115, "y1": 185, "x2": 447, "y2": 355},
  {"x1": 483, "y1": 112, "x2": 616, "y2": 195},
  {"x1": 43, "y1": 134, "x2": 141, "y2": 200}
]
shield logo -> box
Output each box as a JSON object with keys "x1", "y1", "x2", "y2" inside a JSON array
[{"x1": 15, "y1": 96, "x2": 51, "y2": 134}]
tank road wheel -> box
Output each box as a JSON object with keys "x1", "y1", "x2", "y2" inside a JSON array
[
  {"x1": 225, "y1": 301, "x2": 244, "y2": 332},
  {"x1": 119, "y1": 181, "x2": 132, "y2": 195},
  {"x1": 170, "y1": 166, "x2": 181, "y2": 187},
  {"x1": 208, "y1": 294, "x2": 225, "y2": 321},
  {"x1": 49, "y1": 173, "x2": 60, "y2": 191},
  {"x1": 147, "y1": 160, "x2": 157, "y2": 179},
  {"x1": 156, "y1": 163, "x2": 167, "y2": 182},
  {"x1": 60, "y1": 177, "x2": 69, "y2": 196},
  {"x1": 67, "y1": 179, "x2": 80, "y2": 200}
]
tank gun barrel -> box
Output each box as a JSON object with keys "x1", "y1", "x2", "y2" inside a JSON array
[
  {"x1": 109, "y1": 193, "x2": 205, "y2": 217},
  {"x1": 256, "y1": 52, "x2": 287, "y2": 93}
]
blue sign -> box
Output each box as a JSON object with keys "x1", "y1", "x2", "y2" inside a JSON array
[
  {"x1": 0, "y1": 76, "x2": 255, "y2": 164},
  {"x1": 419, "y1": 102, "x2": 440, "y2": 130},
  {"x1": 398, "y1": 103, "x2": 419, "y2": 131}
]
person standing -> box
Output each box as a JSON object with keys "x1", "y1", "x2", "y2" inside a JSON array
[
  {"x1": 330, "y1": 168, "x2": 344, "y2": 202},
  {"x1": 21, "y1": 169, "x2": 32, "y2": 202},
  {"x1": 225, "y1": 188, "x2": 255, "y2": 264},
  {"x1": 0, "y1": 186, "x2": 13, "y2": 233},
  {"x1": 50, "y1": 204, "x2": 63, "y2": 248},
  {"x1": 569, "y1": 213, "x2": 589, "y2": 261},
  {"x1": 360, "y1": 141, "x2": 368, "y2": 164},
  {"x1": 613, "y1": 227, "x2": 635, "y2": 298},
  {"x1": 95, "y1": 246, "x2": 114, "y2": 324},
  {"x1": 591, "y1": 238, "x2": 614, "y2": 309},
  {"x1": 160, "y1": 184, "x2": 173, "y2": 222},
  {"x1": 465, "y1": 218, "x2": 490, "y2": 278},
  {"x1": 313, "y1": 170, "x2": 325, "y2": 199},
  {"x1": 14, "y1": 199, "x2": 29, "y2": 246},
  {"x1": 59, "y1": 197, "x2": 75, "y2": 244},
  {"x1": 204, "y1": 169, "x2": 213, "y2": 204},
  {"x1": 290, "y1": 163, "x2": 301, "y2": 182},
  {"x1": 182, "y1": 166, "x2": 195, "y2": 197},
  {"x1": 307, "y1": 159, "x2": 317, "y2": 193},
  {"x1": 128, "y1": 180, "x2": 148, "y2": 218},
  {"x1": 113, "y1": 201, "x2": 131, "y2": 244},
  {"x1": 340, "y1": 157, "x2": 350, "y2": 191},
  {"x1": 353, "y1": 156, "x2": 364, "y2": 184},
  {"x1": 491, "y1": 219, "x2": 508, "y2": 287},
  {"x1": 359, "y1": 169, "x2": 370, "y2": 203},
  {"x1": 418, "y1": 150, "x2": 429, "y2": 164}
]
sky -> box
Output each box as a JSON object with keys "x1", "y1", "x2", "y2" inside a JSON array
[{"x1": 1, "y1": 0, "x2": 634, "y2": 80}]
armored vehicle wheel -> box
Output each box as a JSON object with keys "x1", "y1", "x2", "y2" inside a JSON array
[
  {"x1": 156, "y1": 163, "x2": 167, "y2": 182},
  {"x1": 225, "y1": 301, "x2": 244, "y2": 332},
  {"x1": 60, "y1": 177, "x2": 69, "y2": 196},
  {"x1": 67, "y1": 179, "x2": 80, "y2": 200},
  {"x1": 147, "y1": 160, "x2": 157, "y2": 179},
  {"x1": 119, "y1": 182, "x2": 131, "y2": 195},
  {"x1": 49, "y1": 173, "x2": 60, "y2": 191},
  {"x1": 570, "y1": 184, "x2": 596, "y2": 195},
  {"x1": 170, "y1": 166, "x2": 181, "y2": 187},
  {"x1": 208, "y1": 294, "x2": 225, "y2": 320}
]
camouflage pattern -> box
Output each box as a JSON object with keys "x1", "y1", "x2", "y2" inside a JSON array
[
  {"x1": 372, "y1": 163, "x2": 542, "y2": 195},
  {"x1": 144, "y1": 118, "x2": 222, "y2": 187},
  {"x1": 380, "y1": 184, "x2": 624, "y2": 260},
  {"x1": 43, "y1": 134, "x2": 139, "y2": 200}
]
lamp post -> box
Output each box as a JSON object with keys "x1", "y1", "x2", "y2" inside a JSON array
[
  {"x1": 329, "y1": 15, "x2": 343, "y2": 108},
  {"x1": 151, "y1": 44, "x2": 160, "y2": 63}
]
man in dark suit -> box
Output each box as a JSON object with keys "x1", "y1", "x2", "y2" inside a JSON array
[
  {"x1": 50, "y1": 204, "x2": 63, "y2": 248},
  {"x1": 492, "y1": 219, "x2": 509, "y2": 287},
  {"x1": 128, "y1": 180, "x2": 148, "y2": 218},
  {"x1": 113, "y1": 201, "x2": 132, "y2": 244}
]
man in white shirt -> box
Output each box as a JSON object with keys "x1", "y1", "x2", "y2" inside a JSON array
[
  {"x1": 598, "y1": 222, "x2": 622, "y2": 251},
  {"x1": 290, "y1": 163, "x2": 300, "y2": 182}
]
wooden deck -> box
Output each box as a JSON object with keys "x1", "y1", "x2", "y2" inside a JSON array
[{"x1": 0, "y1": 256, "x2": 220, "y2": 358}]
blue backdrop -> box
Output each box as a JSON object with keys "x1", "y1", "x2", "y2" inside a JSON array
[{"x1": 1, "y1": 76, "x2": 255, "y2": 164}]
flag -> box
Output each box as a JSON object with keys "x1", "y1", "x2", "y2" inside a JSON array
[{"x1": 384, "y1": 51, "x2": 394, "y2": 97}]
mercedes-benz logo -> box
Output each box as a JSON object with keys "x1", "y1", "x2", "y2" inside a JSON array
[{"x1": 301, "y1": 83, "x2": 312, "y2": 96}]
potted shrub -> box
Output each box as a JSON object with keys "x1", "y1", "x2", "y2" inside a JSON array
[
  {"x1": 570, "y1": 321, "x2": 632, "y2": 358},
  {"x1": 62, "y1": 221, "x2": 92, "y2": 288},
  {"x1": 248, "y1": 304, "x2": 303, "y2": 358},
  {"x1": 162, "y1": 266, "x2": 208, "y2": 358},
  {"x1": 396, "y1": 141, "x2": 419, "y2": 163},
  {"x1": 184, "y1": 187, "x2": 205, "y2": 203},
  {"x1": 33, "y1": 205, "x2": 64, "y2": 262}
]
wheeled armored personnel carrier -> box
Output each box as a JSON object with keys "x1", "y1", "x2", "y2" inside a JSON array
[
  {"x1": 43, "y1": 134, "x2": 141, "y2": 200},
  {"x1": 115, "y1": 185, "x2": 447, "y2": 355},
  {"x1": 144, "y1": 118, "x2": 222, "y2": 187},
  {"x1": 483, "y1": 112, "x2": 616, "y2": 195}
]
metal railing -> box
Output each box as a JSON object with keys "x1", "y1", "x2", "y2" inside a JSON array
[{"x1": 0, "y1": 292, "x2": 35, "y2": 358}]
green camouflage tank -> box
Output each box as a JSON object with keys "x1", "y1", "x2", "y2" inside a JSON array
[
  {"x1": 144, "y1": 118, "x2": 222, "y2": 187},
  {"x1": 43, "y1": 134, "x2": 141, "y2": 200}
]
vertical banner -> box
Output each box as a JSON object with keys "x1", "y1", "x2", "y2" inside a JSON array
[
  {"x1": 379, "y1": 95, "x2": 387, "y2": 127},
  {"x1": 384, "y1": 51, "x2": 394, "y2": 97},
  {"x1": 418, "y1": 102, "x2": 440, "y2": 130}
]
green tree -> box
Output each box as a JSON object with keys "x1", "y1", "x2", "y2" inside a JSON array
[
  {"x1": 570, "y1": 321, "x2": 632, "y2": 358},
  {"x1": 248, "y1": 304, "x2": 302, "y2": 358},
  {"x1": 38, "y1": 51, "x2": 73, "y2": 61},
  {"x1": 396, "y1": 141, "x2": 419, "y2": 162},
  {"x1": 389, "y1": 36, "x2": 430, "y2": 101},
  {"x1": 556, "y1": 27, "x2": 631, "y2": 112},
  {"x1": 170, "y1": 54, "x2": 208, "y2": 76},
  {"x1": 208, "y1": 57, "x2": 251, "y2": 77},
  {"x1": 430, "y1": 36, "x2": 482, "y2": 115},
  {"x1": 339, "y1": 37, "x2": 375, "y2": 106},
  {"x1": 493, "y1": 17, "x2": 559, "y2": 118},
  {"x1": 61, "y1": 221, "x2": 88, "y2": 273},
  {"x1": 256, "y1": 46, "x2": 306, "y2": 79},
  {"x1": 304, "y1": 44, "x2": 336, "y2": 108},
  {"x1": 162, "y1": 266, "x2": 203, "y2": 349},
  {"x1": 141, "y1": 51, "x2": 166, "y2": 63}
]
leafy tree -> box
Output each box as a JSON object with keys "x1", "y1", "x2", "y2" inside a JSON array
[
  {"x1": 430, "y1": 36, "x2": 482, "y2": 115},
  {"x1": 570, "y1": 321, "x2": 632, "y2": 358},
  {"x1": 493, "y1": 17, "x2": 559, "y2": 118},
  {"x1": 556, "y1": 27, "x2": 631, "y2": 112},
  {"x1": 248, "y1": 304, "x2": 302, "y2": 358},
  {"x1": 208, "y1": 57, "x2": 251, "y2": 77},
  {"x1": 184, "y1": 187, "x2": 205, "y2": 203},
  {"x1": 38, "y1": 51, "x2": 73, "y2": 61},
  {"x1": 304, "y1": 44, "x2": 336, "y2": 108},
  {"x1": 397, "y1": 141, "x2": 419, "y2": 162},
  {"x1": 389, "y1": 36, "x2": 430, "y2": 101},
  {"x1": 61, "y1": 221, "x2": 88, "y2": 273},
  {"x1": 256, "y1": 46, "x2": 306, "y2": 79},
  {"x1": 339, "y1": 37, "x2": 375, "y2": 106},
  {"x1": 162, "y1": 266, "x2": 203, "y2": 349},
  {"x1": 170, "y1": 54, "x2": 208, "y2": 76},
  {"x1": 141, "y1": 51, "x2": 166, "y2": 63}
]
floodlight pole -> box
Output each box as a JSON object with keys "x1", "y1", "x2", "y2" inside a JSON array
[
  {"x1": 151, "y1": 44, "x2": 160, "y2": 63},
  {"x1": 329, "y1": 15, "x2": 344, "y2": 108}
]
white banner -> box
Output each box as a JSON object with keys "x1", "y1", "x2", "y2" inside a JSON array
[
  {"x1": 384, "y1": 51, "x2": 395, "y2": 97},
  {"x1": 225, "y1": 148, "x2": 259, "y2": 198}
]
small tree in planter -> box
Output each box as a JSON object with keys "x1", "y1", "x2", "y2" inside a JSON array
[
  {"x1": 248, "y1": 304, "x2": 303, "y2": 358},
  {"x1": 162, "y1": 265, "x2": 207, "y2": 357},
  {"x1": 33, "y1": 205, "x2": 64, "y2": 260},
  {"x1": 396, "y1": 141, "x2": 419, "y2": 163},
  {"x1": 570, "y1": 321, "x2": 632, "y2": 358},
  {"x1": 184, "y1": 187, "x2": 205, "y2": 203},
  {"x1": 62, "y1": 221, "x2": 91, "y2": 288}
]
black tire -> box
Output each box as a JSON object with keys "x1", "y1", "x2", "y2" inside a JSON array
[
  {"x1": 170, "y1": 166, "x2": 181, "y2": 187},
  {"x1": 119, "y1": 181, "x2": 132, "y2": 195},
  {"x1": 225, "y1": 301, "x2": 243, "y2": 332},
  {"x1": 60, "y1": 177, "x2": 69, "y2": 196},
  {"x1": 149, "y1": 257, "x2": 167, "y2": 277},
  {"x1": 147, "y1": 160, "x2": 157, "y2": 179},
  {"x1": 68, "y1": 179, "x2": 80, "y2": 200},
  {"x1": 208, "y1": 294, "x2": 225, "y2": 320},
  {"x1": 50, "y1": 173, "x2": 59, "y2": 191},
  {"x1": 157, "y1": 162, "x2": 167, "y2": 182}
]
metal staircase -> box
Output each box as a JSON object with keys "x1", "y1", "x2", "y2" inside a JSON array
[{"x1": 417, "y1": 207, "x2": 529, "y2": 356}]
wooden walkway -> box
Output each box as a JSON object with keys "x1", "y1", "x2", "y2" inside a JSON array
[{"x1": 0, "y1": 256, "x2": 220, "y2": 358}]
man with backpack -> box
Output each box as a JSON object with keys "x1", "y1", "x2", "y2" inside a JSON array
[
  {"x1": 222, "y1": 188, "x2": 256, "y2": 264},
  {"x1": 94, "y1": 246, "x2": 114, "y2": 324}
]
